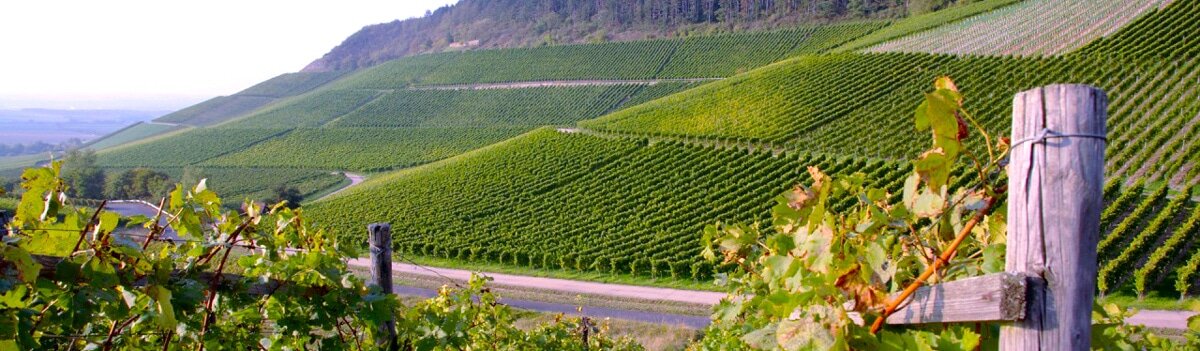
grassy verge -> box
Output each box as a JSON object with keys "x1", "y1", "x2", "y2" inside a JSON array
[
  {"x1": 1099, "y1": 291, "x2": 1200, "y2": 312},
  {"x1": 350, "y1": 265, "x2": 712, "y2": 316},
  {"x1": 0, "y1": 197, "x2": 16, "y2": 212},
  {"x1": 513, "y1": 311, "x2": 700, "y2": 351},
  {"x1": 397, "y1": 254, "x2": 722, "y2": 292},
  {"x1": 300, "y1": 173, "x2": 353, "y2": 203}
]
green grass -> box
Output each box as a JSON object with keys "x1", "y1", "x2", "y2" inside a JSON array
[
  {"x1": 0, "y1": 154, "x2": 48, "y2": 175},
  {"x1": 394, "y1": 254, "x2": 721, "y2": 292},
  {"x1": 0, "y1": 197, "x2": 16, "y2": 212},
  {"x1": 1100, "y1": 292, "x2": 1200, "y2": 312}
]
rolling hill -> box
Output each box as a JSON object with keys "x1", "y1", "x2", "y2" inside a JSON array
[{"x1": 66, "y1": 0, "x2": 1200, "y2": 300}]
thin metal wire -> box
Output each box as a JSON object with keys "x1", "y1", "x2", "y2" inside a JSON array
[{"x1": 394, "y1": 252, "x2": 464, "y2": 288}]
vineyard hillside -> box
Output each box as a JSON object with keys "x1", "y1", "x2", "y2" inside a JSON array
[
  {"x1": 302, "y1": 0, "x2": 1200, "y2": 300},
  {"x1": 864, "y1": 0, "x2": 1174, "y2": 56},
  {"x1": 89, "y1": 21, "x2": 898, "y2": 203}
]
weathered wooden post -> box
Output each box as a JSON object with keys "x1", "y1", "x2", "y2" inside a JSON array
[
  {"x1": 368, "y1": 223, "x2": 396, "y2": 348},
  {"x1": 0, "y1": 210, "x2": 8, "y2": 238},
  {"x1": 1002, "y1": 85, "x2": 1107, "y2": 350}
]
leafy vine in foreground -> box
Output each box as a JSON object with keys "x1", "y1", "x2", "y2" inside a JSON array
[
  {"x1": 0, "y1": 163, "x2": 639, "y2": 350},
  {"x1": 694, "y1": 77, "x2": 1200, "y2": 350}
]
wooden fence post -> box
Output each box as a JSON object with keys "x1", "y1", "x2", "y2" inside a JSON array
[
  {"x1": 368, "y1": 223, "x2": 396, "y2": 349},
  {"x1": 1002, "y1": 85, "x2": 1107, "y2": 350},
  {"x1": 0, "y1": 210, "x2": 8, "y2": 238}
]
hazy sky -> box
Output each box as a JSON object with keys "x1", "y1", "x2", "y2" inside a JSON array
[{"x1": 0, "y1": 0, "x2": 458, "y2": 110}]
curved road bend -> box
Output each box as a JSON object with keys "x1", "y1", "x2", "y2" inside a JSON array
[{"x1": 319, "y1": 172, "x2": 366, "y2": 200}]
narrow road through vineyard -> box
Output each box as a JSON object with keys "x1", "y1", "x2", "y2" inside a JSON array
[
  {"x1": 342, "y1": 258, "x2": 1199, "y2": 330},
  {"x1": 318, "y1": 172, "x2": 365, "y2": 200}
]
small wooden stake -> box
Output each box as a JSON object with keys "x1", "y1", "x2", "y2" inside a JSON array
[
  {"x1": 0, "y1": 210, "x2": 9, "y2": 238},
  {"x1": 1001, "y1": 85, "x2": 1107, "y2": 350},
  {"x1": 368, "y1": 223, "x2": 396, "y2": 349}
]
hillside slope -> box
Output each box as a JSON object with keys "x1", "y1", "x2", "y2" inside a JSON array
[
  {"x1": 303, "y1": 0, "x2": 924, "y2": 72},
  {"x1": 305, "y1": 0, "x2": 1200, "y2": 298},
  {"x1": 91, "y1": 21, "x2": 892, "y2": 202}
]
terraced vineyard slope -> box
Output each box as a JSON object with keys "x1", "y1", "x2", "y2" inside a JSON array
[
  {"x1": 153, "y1": 71, "x2": 346, "y2": 126},
  {"x1": 308, "y1": 129, "x2": 911, "y2": 280},
  {"x1": 865, "y1": 0, "x2": 1174, "y2": 57},
  {"x1": 582, "y1": 52, "x2": 1200, "y2": 185}
]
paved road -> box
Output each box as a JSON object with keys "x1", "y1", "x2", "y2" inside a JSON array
[
  {"x1": 318, "y1": 172, "x2": 365, "y2": 200},
  {"x1": 346, "y1": 258, "x2": 1200, "y2": 329},
  {"x1": 1126, "y1": 309, "x2": 1197, "y2": 330},
  {"x1": 391, "y1": 285, "x2": 710, "y2": 328},
  {"x1": 346, "y1": 258, "x2": 725, "y2": 306},
  {"x1": 106, "y1": 200, "x2": 180, "y2": 241}
]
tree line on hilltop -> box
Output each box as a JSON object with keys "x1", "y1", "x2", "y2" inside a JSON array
[{"x1": 304, "y1": 0, "x2": 976, "y2": 71}]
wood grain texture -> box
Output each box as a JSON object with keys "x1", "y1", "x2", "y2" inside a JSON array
[
  {"x1": 368, "y1": 222, "x2": 394, "y2": 294},
  {"x1": 886, "y1": 272, "x2": 1029, "y2": 325},
  {"x1": 367, "y1": 222, "x2": 397, "y2": 348},
  {"x1": 1001, "y1": 85, "x2": 1107, "y2": 351}
]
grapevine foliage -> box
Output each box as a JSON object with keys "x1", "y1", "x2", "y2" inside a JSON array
[
  {"x1": 0, "y1": 162, "x2": 639, "y2": 350},
  {"x1": 693, "y1": 77, "x2": 1200, "y2": 350}
]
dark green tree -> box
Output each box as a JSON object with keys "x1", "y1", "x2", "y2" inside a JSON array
[
  {"x1": 104, "y1": 168, "x2": 172, "y2": 200},
  {"x1": 269, "y1": 184, "x2": 303, "y2": 209},
  {"x1": 60, "y1": 149, "x2": 105, "y2": 199}
]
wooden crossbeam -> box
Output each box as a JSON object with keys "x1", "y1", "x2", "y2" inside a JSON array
[{"x1": 886, "y1": 272, "x2": 1032, "y2": 325}]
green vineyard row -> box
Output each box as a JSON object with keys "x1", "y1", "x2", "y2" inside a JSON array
[
  {"x1": 581, "y1": 52, "x2": 1200, "y2": 186},
  {"x1": 99, "y1": 166, "x2": 346, "y2": 203},
  {"x1": 865, "y1": 0, "x2": 1173, "y2": 57},
  {"x1": 309, "y1": 130, "x2": 1200, "y2": 295},
  {"x1": 329, "y1": 21, "x2": 888, "y2": 90},
  {"x1": 205, "y1": 127, "x2": 529, "y2": 172}
]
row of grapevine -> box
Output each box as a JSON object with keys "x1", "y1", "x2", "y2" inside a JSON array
[
  {"x1": 328, "y1": 85, "x2": 645, "y2": 128},
  {"x1": 833, "y1": 0, "x2": 1022, "y2": 53},
  {"x1": 1096, "y1": 184, "x2": 1168, "y2": 258},
  {"x1": 1076, "y1": 0, "x2": 1200, "y2": 60},
  {"x1": 94, "y1": 83, "x2": 695, "y2": 200},
  {"x1": 1135, "y1": 196, "x2": 1200, "y2": 297},
  {"x1": 236, "y1": 71, "x2": 347, "y2": 98},
  {"x1": 327, "y1": 22, "x2": 891, "y2": 91},
  {"x1": 205, "y1": 127, "x2": 529, "y2": 172},
  {"x1": 656, "y1": 22, "x2": 888, "y2": 78},
  {"x1": 96, "y1": 128, "x2": 289, "y2": 167},
  {"x1": 1098, "y1": 186, "x2": 1189, "y2": 294},
  {"x1": 581, "y1": 51, "x2": 1200, "y2": 186},
  {"x1": 82, "y1": 122, "x2": 185, "y2": 151},
  {"x1": 98, "y1": 166, "x2": 346, "y2": 203},
  {"x1": 864, "y1": 0, "x2": 1173, "y2": 57},
  {"x1": 306, "y1": 130, "x2": 910, "y2": 280},
  {"x1": 223, "y1": 90, "x2": 383, "y2": 128},
  {"x1": 153, "y1": 95, "x2": 276, "y2": 126}
]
